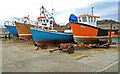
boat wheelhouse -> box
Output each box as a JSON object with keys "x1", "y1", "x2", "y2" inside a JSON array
[{"x1": 78, "y1": 14, "x2": 100, "y2": 27}]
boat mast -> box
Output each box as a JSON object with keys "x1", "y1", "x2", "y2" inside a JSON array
[
  {"x1": 39, "y1": 4, "x2": 55, "y2": 30},
  {"x1": 40, "y1": 6, "x2": 46, "y2": 17},
  {"x1": 91, "y1": 7, "x2": 94, "y2": 15},
  {"x1": 51, "y1": 0, "x2": 54, "y2": 16},
  {"x1": 51, "y1": 0, "x2": 54, "y2": 30}
]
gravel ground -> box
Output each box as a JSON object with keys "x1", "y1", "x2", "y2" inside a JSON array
[
  {"x1": 1, "y1": 39, "x2": 119, "y2": 72},
  {"x1": 0, "y1": 39, "x2": 2, "y2": 73}
]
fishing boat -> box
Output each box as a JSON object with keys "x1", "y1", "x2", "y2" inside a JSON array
[
  {"x1": 15, "y1": 16, "x2": 37, "y2": 40},
  {"x1": 31, "y1": 6, "x2": 73, "y2": 44},
  {"x1": 69, "y1": 14, "x2": 118, "y2": 44},
  {"x1": 4, "y1": 21, "x2": 18, "y2": 35},
  {"x1": 31, "y1": 28, "x2": 73, "y2": 42}
]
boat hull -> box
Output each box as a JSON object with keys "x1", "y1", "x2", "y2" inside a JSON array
[
  {"x1": 15, "y1": 22, "x2": 35, "y2": 40},
  {"x1": 30, "y1": 28, "x2": 73, "y2": 43},
  {"x1": 73, "y1": 36, "x2": 110, "y2": 44},
  {"x1": 70, "y1": 23, "x2": 118, "y2": 44},
  {"x1": 4, "y1": 25, "x2": 18, "y2": 35}
]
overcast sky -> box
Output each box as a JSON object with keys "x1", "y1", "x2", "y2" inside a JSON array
[{"x1": 0, "y1": 0, "x2": 119, "y2": 27}]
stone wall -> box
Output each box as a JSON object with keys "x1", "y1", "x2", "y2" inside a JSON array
[{"x1": 97, "y1": 23, "x2": 120, "y2": 30}]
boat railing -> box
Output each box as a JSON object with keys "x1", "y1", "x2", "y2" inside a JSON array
[
  {"x1": 14, "y1": 17, "x2": 30, "y2": 24},
  {"x1": 29, "y1": 20, "x2": 38, "y2": 25},
  {"x1": 4, "y1": 21, "x2": 15, "y2": 26}
]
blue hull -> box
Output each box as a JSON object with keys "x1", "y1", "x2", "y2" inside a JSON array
[
  {"x1": 4, "y1": 25, "x2": 18, "y2": 35},
  {"x1": 30, "y1": 28, "x2": 73, "y2": 42}
]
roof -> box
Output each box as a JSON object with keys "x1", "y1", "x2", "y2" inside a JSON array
[
  {"x1": 37, "y1": 16, "x2": 45, "y2": 19},
  {"x1": 78, "y1": 14, "x2": 100, "y2": 18}
]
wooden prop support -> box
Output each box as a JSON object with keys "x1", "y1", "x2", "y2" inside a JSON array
[
  {"x1": 107, "y1": 23, "x2": 112, "y2": 48},
  {"x1": 34, "y1": 42, "x2": 48, "y2": 50}
]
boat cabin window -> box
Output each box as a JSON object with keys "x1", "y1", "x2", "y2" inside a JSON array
[
  {"x1": 50, "y1": 20, "x2": 53, "y2": 24},
  {"x1": 79, "y1": 17, "x2": 81, "y2": 22},
  {"x1": 88, "y1": 17, "x2": 90, "y2": 22},
  {"x1": 46, "y1": 19, "x2": 49, "y2": 22},
  {"x1": 82, "y1": 17, "x2": 87, "y2": 22},
  {"x1": 40, "y1": 19, "x2": 42, "y2": 22},
  {"x1": 43, "y1": 19, "x2": 45, "y2": 22},
  {"x1": 91, "y1": 17, "x2": 93, "y2": 22},
  {"x1": 42, "y1": 24, "x2": 47, "y2": 26},
  {"x1": 94, "y1": 18, "x2": 96, "y2": 22}
]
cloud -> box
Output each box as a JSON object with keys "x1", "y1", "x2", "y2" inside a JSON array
[
  {"x1": 0, "y1": 0, "x2": 40, "y2": 20},
  {"x1": 52, "y1": 0, "x2": 103, "y2": 24},
  {"x1": 92, "y1": 2, "x2": 118, "y2": 21},
  {"x1": 73, "y1": 2, "x2": 118, "y2": 21},
  {"x1": 96, "y1": 7, "x2": 118, "y2": 17},
  {"x1": 0, "y1": 0, "x2": 102, "y2": 18},
  {"x1": 0, "y1": 0, "x2": 119, "y2": 27}
]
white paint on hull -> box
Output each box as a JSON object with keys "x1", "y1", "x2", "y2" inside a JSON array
[
  {"x1": 74, "y1": 36, "x2": 110, "y2": 39},
  {"x1": 19, "y1": 34, "x2": 32, "y2": 36}
]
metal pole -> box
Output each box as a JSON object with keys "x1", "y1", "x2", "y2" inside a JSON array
[
  {"x1": 108, "y1": 23, "x2": 112, "y2": 48},
  {"x1": 51, "y1": 0, "x2": 54, "y2": 30},
  {"x1": 91, "y1": 7, "x2": 94, "y2": 15}
]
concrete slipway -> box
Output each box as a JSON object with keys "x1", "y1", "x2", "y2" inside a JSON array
[{"x1": 1, "y1": 39, "x2": 119, "y2": 72}]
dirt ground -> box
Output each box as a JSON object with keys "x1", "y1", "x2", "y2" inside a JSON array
[{"x1": 1, "y1": 39, "x2": 119, "y2": 72}]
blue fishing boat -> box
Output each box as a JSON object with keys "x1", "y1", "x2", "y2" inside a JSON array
[
  {"x1": 31, "y1": 28, "x2": 73, "y2": 43},
  {"x1": 4, "y1": 21, "x2": 18, "y2": 35},
  {"x1": 31, "y1": 6, "x2": 73, "y2": 43},
  {"x1": 4, "y1": 17, "x2": 30, "y2": 36}
]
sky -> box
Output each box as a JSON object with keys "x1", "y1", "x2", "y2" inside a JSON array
[{"x1": 0, "y1": 0, "x2": 119, "y2": 28}]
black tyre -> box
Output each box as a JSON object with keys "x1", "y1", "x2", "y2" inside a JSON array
[
  {"x1": 67, "y1": 46, "x2": 74, "y2": 54},
  {"x1": 34, "y1": 42, "x2": 37, "y2": 47},
  {"x1": 40, "y1": 44, "x2": 48, "y2": 49}
]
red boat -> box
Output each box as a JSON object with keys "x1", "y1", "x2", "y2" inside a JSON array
[
  {"x1": 15, "y1": 16, "x2": 38, "y2": 40},
  {"x1": 69, "y1": 14, "x2": 118, "y2": 44}
]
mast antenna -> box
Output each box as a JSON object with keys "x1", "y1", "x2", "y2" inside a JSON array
[
  {"x1": 51, "y1": 0, "x2": 54, "y2": 17},
  {"x1": 91, "y1": 7, "x2": 94, "y2": 15}
]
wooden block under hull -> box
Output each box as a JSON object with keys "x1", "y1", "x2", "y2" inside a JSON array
[{"x1": 19, "y1": 35, "x2": 33, "y2": 40}]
